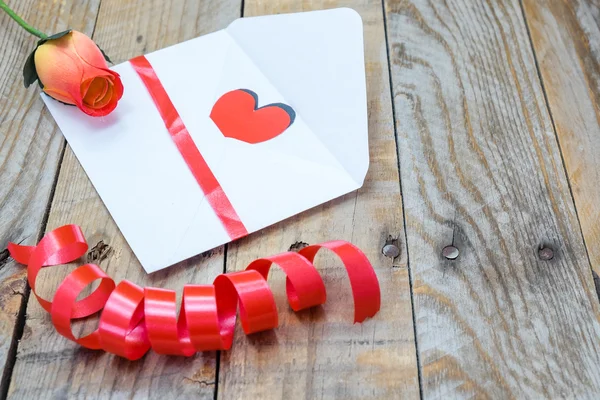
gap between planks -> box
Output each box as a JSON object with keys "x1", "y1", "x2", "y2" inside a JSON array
[{"x1": 380, "y1": 0, "x2": 424, "y2": 398}]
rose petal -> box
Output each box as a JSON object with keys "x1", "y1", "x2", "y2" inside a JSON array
[
  {"x1": 79, "y1": 62, "x2": 115, "y2": 85},
  {"x1": 82, "y1": 77, "x2": 108, "y2": 106},
  {"x1": 109, "y1": 71, "x2": 124, "y2": 101},
  {"x1": 42, "y1": 87, "x2": 76, "y2": 105},
  {"x1": 78, "y1": 94, "x2": 119, "y2": 116},
  {"x1": 70, "y1": 31, "x2": 108, "y2": 69},
  {"x1": 93, "y1": 82, "x2": 114, "y2": 109},
  {"x1": 35, "y1": 38, "x2": 83, "y2": 100},
  {"x1": 77, "y1": 81, "x2": 119, "y2": 116}
]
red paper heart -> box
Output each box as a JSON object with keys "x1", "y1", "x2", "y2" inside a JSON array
[{"x1": 210, "y1": 89, "x2": 295, "y2": 144}]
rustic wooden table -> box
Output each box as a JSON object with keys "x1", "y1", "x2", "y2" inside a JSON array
[{"x1": 2, "y1": 0, "x2": 600, "y2": 398}]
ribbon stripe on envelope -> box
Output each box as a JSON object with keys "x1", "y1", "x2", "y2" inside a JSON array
[
  {"x1": 129, "y1": 55, "x2": 248, "y2": 240},
  {"x1": 8, "y1": 225, "x2": 381, "y2": 360}
]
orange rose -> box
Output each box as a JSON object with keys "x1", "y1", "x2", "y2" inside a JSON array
[{"x1": 33, "y1": 31, "x2": 123, "y2": 117}]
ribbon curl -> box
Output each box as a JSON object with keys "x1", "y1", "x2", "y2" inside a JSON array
[{"x1": 8, "y1": 225, "x2": 381, "y2": 360}]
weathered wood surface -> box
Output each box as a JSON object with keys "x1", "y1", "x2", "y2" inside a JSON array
[
  {"x1": 0, "y1": 0, "x2": 101, "y2": 396},
  {"x1": 522, "y1": 0, "x2": 600, "y2": 273},
  {"x1": 384, "y1": 0, "x2": 600, "y2": 398},
  {"x1": 5, "y1": 0, "x2": 600, "y2": 398},
  {"x1": 217, "y1": 0, "x2": 419, "y2": 399},
  {"x1": 6, "y1": 1, "x2": 240, "y2": 399}
]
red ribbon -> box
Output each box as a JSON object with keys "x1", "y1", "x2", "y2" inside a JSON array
[
  {"x1": 8, "y1": 225, "x2": 381, "y2": 360},
  {"x1": 129, "y1": 55, "x2": 248, "y2": 240}
]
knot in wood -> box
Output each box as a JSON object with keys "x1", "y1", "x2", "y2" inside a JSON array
[{"x1": 289, "y1": 241, "x2": 309, "y2": 252}]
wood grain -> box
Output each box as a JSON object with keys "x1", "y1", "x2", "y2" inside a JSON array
[
  {"x1": 384, "y1": 0, "x2": 600, "y2": 397},
  {"x1": 217, "y1": 1, "x2": 420, "y2": 399},
  {"x1": 522, "y1": 0, "x2": 600, "y2": 274},
  {"x1": 7, "y1": 1, "x2": 240, "y2": 399},
  {"x1": 0, "y1": 0, "x2": 100, "y2": 395}
]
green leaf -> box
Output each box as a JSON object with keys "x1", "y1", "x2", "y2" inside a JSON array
[
  {"x1": 38, "y1": 29, "x2": 72, "y2": 46},
  {"x1": 97, "y1": 45, "x2": 113, "y2": 64},
  {"x1": 22, "y1": 48, "x2": 38, "y2": 88}
]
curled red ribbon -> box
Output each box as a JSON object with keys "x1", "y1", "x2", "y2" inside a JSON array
[{"x1": 8, "y1": 225, "x2": 381, "y2": 360}]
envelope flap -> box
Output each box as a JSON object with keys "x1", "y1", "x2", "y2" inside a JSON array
[{"x1": 226, "y1": 8, "x2": 369, "y2": 184}]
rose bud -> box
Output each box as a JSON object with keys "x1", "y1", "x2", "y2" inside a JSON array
[{"x1": 30, "y1": 30, "x2": 123, "y2": 117}]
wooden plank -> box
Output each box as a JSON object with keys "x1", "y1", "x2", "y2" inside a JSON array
[
  {"x1": 0, "y1": 0, "x2": 101, "y2": 394},
  {"x1": 7, "y1": 1, "x2": 240, "y2": 399},
  {"x1": 522, "y1": 0, "x2": 600, "y2": 273},
  {"x1": 217, "y1": 1, "x2": 419, "y2": 399},
  {"x1": 384, "y1": 0, "x2": 600, "y2": 397}
]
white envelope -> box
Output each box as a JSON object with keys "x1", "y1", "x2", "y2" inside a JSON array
[{"x1": 42, "y1": 8, "x2": 369, "y2": 273}]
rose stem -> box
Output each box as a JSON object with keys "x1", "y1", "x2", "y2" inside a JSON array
[{"x1": 0, "y1": 1, "x2": 47, "y2": 39}]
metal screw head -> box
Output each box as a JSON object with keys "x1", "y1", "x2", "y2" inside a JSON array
[
  {"x1": 382, "y1": 244, "x2": 400, "y2": 259},
  {"x1": 442, "y1": 245, "x2": 459, "y2": 260},
  {"x1": 538, "y1": 247, "x2": 554, "y2": 260}
]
